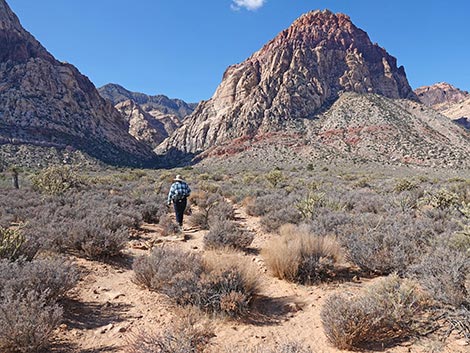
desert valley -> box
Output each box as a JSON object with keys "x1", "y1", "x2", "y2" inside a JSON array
[{"x1": 0, "y1": 0, "x2": 469, "y2": 352}]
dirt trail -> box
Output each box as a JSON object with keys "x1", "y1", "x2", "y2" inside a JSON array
[{"x1": 56, "y1": 203, "x2": 468, "y2": 353}]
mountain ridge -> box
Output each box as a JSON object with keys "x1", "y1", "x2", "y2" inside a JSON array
[{"x1": 0, "y1": 0, "x2": 156, "y2": 167}]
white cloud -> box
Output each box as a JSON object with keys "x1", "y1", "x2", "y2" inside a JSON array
[{"x1": 231, "y1": 0, "x2": 266, "y2": 11}]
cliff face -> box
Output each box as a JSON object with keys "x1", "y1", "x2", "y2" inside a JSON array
[
  {"x1": 0, "y1": 0, "x2": 156, "y2": 166},
  {"x1": 115, "y1": 99, "x2": 178, "y2": 148},
  {"x1": 159, "y1": 10, "x2": 417, "y2": 154}
]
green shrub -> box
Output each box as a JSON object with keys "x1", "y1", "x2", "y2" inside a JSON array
[
  {"x1": 321, "y1": 275, "x2": 424, "y2": 350},
  {"x1": 0, "y1": 226, "x2": 37, "y2": 261},
  {"x1": 31, "y1": 165, "x2": 84, "y2": 195}
]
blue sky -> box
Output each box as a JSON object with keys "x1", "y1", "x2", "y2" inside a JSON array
[{"x1": 7, "y1": 0, "x2": 470, "y2": 103}]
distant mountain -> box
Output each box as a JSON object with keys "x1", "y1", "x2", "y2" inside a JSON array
[
  {"x1": 158, "y1": 10, "x2": 470, "y2": 168},
  {"x1": 415, "y1": 83, "x2": 470, "y2": 130},
  {"x1": 0, "y1": 0, "x2": 156, "y2": 166},
  {"x1": 415, "y1": 82, "x2": 469, "y2": 111},
  {"x1": 98, "y1": 84, "x2": 197, "y2": 120},
  {"x1": 115, "y1": 100, "x2": 179, "y2": 148}
]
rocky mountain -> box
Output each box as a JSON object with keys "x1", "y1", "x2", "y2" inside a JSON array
[
  {"x1": 115, "y1": 100, "x2": 179, "y2": 148},
  {"x1": 0, "y1": 0, "x2": 156, "y2": 166},
  {"x1": 442, "y1": 96, "x2": 470, "y2": 130},
  {"x1": 98, "y1": 83, "x2": 197, "y2": 120},
  {"x1": 158, "y1": 10, "x2": 418, "y2": 155},
  {"x1": 415, "y1": 82, "x2": 469, "y2": 111},
  {"x1": 415, "y1": 83, "x2": 470, "y2": 130},
  {"x1": 157, "y1": 10, "x2": 470, "y2": 168}
]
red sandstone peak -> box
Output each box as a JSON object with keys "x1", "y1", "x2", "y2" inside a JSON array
[{"x1": 159, "y1": 9, "x2": 418, "y2": 155}]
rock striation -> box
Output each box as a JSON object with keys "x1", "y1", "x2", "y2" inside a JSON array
[
  {"x1": 0, "y1": 0, "x2": 156, "y2": 166},
  {"x1": 159, "y1": 10, "x2": 418, "y2": 154}
]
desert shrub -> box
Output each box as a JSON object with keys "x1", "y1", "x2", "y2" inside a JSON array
[
  {"x1": 0, "y1": 257, "x2": 79, "y2": 303},
  {"x1": 223, "y1": 341, "x2": 314, "y2": 353},
  {"x1": 344, "y1": 189, "x2": 387, "y2": 214},
  {"x1": 133, "y1": 247, "x2": 203, "y2": 291},
  {"x1": 0, "y1": 256, "x2": 78, "y2": 353},
  {"x1": 208, "y1": 198, "x2": 236, "y2": 223},
  {"x1": 203, "y1": 220, "x2": 253, "y2": 250},
  {"x1": 245, "y1": 193, "x2": 285, "y2": 217},
  {"x1": 394, "y1": 178, "x2": 417, "y2": 193},
  {"x1": 303, "y1": 209, "x2": 351, "y2": 237},
  {"x1": 321, "y1": 275, "x2": 425, "y2": 350},
  {"x1": 296, "y1": 190, "x2": 326, "y2": 220},
  {"x1": 31, "y1": 165, "x2": 85, "y2": 195},
  {"x1": 71, "y1": 224, "x2": 128, "y2": 259},
  {"x1": 0, "y1": 290, "x2": 63, "y2": 353},
  {"x1": 188, "y1": 191, "x2": 223, "y2": 230},
  {"x1": 342, "y1": 213, "x2": 433, "y2": 275},
  {"x1": 421, "y1": 188, "x2": 461, "y2": 210},
  {"x1": 0, "y1": 226, "x2": 39, "y2": 261},
  {"x1": 0, "y1": 188, "x2": 45, "y2": 226},
  {"x1": 408, "y1": 246, "x2": 469, "y2": 308},
  {"x1": 260, "y1": 207, "x2": 302, "y2": 233},
  {"x1": 133, "y1": 248, "x2": 259, "y2": 317},
  {"x1": 158, "y1": 214, "x2": 182, "y2": 236},
  {"x1": 265, "y1": 169, "x2": 285, "y2": 188},
  {"x1": 125, "y1": 309, "x2": 213, "y2": 353},
  {"x1": 262, "y1": 224, "x2": 343, "y2": 284}
]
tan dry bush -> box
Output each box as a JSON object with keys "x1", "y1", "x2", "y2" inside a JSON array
[
  {"x1": 125, "y1": 307, "x2": 213, "y2": 353},
  {"x1": 321, "y1": 274, "x2": 425, "y2": 350},
  {"x1": 262, "y1": 224, "x2": 343, "y2": 284}
]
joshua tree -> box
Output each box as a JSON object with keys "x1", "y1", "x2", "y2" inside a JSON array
[{"x1": 9, "y1": 166, "x2": 19, "y2": 189}]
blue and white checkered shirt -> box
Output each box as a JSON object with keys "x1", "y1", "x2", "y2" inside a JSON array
[{"x1": 167, "y1": 181, "x2": 191, "y2": 205}]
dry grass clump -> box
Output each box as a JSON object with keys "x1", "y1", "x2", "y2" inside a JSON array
[
  {"x1": 203, "y1": 220, "x2": 254, "y2": 250},
  {"x1": 133, "y1": 247, "x2": 259, "y2": 317},
  {"x1": 125, "y1": 308, "x2": 213, "y2": 353},
  {"x1": 0, "y1": 257, "x2": 79, "y2": 353},
  {"x1": 262, "y1": 224, "x2": 343, "y2": 284},
  {"x1": 321, "y1": 274, "x2": 425, "y2": 350}
]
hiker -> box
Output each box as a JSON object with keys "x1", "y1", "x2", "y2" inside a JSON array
[{"x1": 167, "y1": 174, "x2": 191, "y2": 227}]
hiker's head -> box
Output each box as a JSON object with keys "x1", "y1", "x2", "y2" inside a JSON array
[{"x1": 174, "y1": 175, "x2": 184, "y2": 182}]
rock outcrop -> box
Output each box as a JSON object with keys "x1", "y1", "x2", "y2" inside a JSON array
[
  {"x1": 159, "y1": 10, "x2": 418, "y2": 154},
  {"x1": 115, "y1": 100, "x2": 178, "y2": 148},
  {"x1": 98, "y1": 83, "x2": 196, "y2": 120},
  {"x1": 0, "y1": 0, "x2": 156, "y2": 166}
]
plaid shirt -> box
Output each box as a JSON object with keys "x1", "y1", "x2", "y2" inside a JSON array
[{"x1": 167, "y1": 181, "x2": 191, "y2": 204}]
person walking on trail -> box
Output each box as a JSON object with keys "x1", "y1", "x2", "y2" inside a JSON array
[{"x1": 167, "y1": 175, "x2": 191, "y2": 227}]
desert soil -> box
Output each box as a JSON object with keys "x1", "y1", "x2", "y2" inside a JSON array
[{"x1": 55, "y1": 203, "x2": 469, "y2": 353}]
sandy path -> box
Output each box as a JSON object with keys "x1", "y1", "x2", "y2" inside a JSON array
[{"x1": 55, "y1": 204, "x2": 469, "y2": 353}]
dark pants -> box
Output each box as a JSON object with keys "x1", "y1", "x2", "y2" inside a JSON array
[{"x1": 173, "y1": 197, "x2": 187, "y2": 226}]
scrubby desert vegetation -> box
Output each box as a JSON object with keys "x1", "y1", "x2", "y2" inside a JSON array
[{"x1": 0, "y1": 160, "x2": 469, "y2": 352}]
